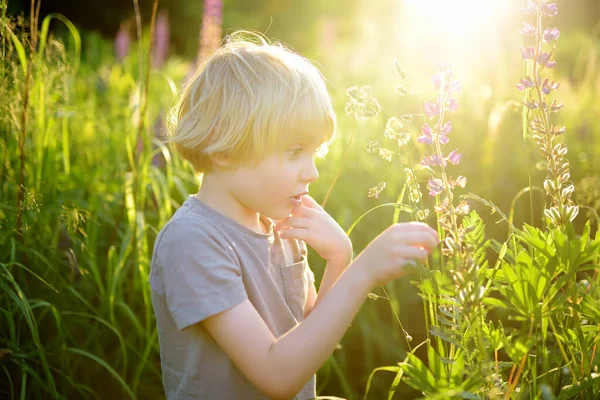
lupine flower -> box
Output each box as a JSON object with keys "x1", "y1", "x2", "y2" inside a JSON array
[
  {"x1": 541, "y1": 3, "x2": 559, "y2": 17},
  {"x1": 447, "y1": 98, "x2": 458, "y2": 112},
  {"x1": 421, "y1": 154, "x2": 446, "y2": 167},
  {"x1": 114, "y1": 21, "x2": 131, "y2": 62},
  {"x1": 447, "y1": 150, "x2": 462, "y2": 165},
  {"x1": 519, "y1": 22, "x2": 536, "y2": 36},
  {"x1": 542, "y1": 27, "x2": 560, "y2": 42},
  {"x1": 198, "y1": 0, "x2": 224, "y2": 61},
  {"x1": 522, "y1": 1, "x2": 537, "y2": 15},
  {"x1": 516, "y1": 76, "x2": 535, "y2": 91},
  {"x1": 428, "y1": 178, "x2": 444, "y2": 196},
  {"x1": 152, "y1": 11, "x2": 170, "y2": 69},
  {"x1": 520, "y1": 46, "x2": 536, "y2": 60},
  {"x1": 424, "y1": 100, "x2": 440, "y2": 118},
  {"x1": 537, "y1": 52, "x2": 556, "y2": 68},
  {"x1": 519, "y1": 1, "x2": 578, "y2": 227}
]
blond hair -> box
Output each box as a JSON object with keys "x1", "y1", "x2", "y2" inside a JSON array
[{"x1": 167, "y1": 30, "x2": 337, "y2": 174}]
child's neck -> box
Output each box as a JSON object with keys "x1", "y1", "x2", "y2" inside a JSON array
[{"x1": 195, "y1": 176, "x2": 269, "y2": 235}]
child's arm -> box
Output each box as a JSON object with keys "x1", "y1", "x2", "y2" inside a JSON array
[
  {"x1": 202, "y1": 222, "x2": 439, "y2": 400},
  {"x1": 275, "y1": 195, "x2": 354, "y2": 319}
]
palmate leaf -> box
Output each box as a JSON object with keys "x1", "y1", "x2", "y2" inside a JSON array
[
  {"x1": 556, "y1": 373, "x2": 600, "y2": 400},
  {"x1": 400, "y1": 352, "x2": 438, "y2": 394}
]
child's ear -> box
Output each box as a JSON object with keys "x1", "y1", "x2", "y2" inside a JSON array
[{"x1": 209, "y1": 152, "x2": 231, "y2": 168}]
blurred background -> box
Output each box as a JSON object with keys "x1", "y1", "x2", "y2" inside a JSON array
[{"x1": 1, "y1": 0, "x2": 600, "y2": 399}]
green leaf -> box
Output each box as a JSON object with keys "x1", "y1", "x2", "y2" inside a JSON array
[{"x1": 556, "y1": 373, "x2": 600, "y2": 400}]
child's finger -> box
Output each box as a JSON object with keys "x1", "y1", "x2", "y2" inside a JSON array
[
  {"x1": 279, "y1": 228, "x2": 309, "y2": 241},
  {"x1": 290, "y1": 205, "x2": 313, "y2": 217},
  {"x1": 301, "y1": 195, "x2": 321, "y2": 209},
  {"x1": 274, "y1": 217, "x2": 309, "y2": 231}
]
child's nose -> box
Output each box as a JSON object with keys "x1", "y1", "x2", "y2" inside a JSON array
[{"x1": 302, "y1": 161, "x2": 319, "y2": 183}]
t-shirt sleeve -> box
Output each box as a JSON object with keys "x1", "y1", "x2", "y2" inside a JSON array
[{"x1": 155, "y1": 218, "x2": 248, "y2": 331}]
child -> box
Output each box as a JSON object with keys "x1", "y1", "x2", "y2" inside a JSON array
[{"x1": 149, "y1": 31, "x2": 440, "y2": 400}]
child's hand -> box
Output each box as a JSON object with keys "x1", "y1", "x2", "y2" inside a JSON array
[
  {"x1": 274, "y1": 195, "x2": 352, "y2": 266},
  {"x1": 352, "y1": 222, "x2": 440, "y2": 288}
]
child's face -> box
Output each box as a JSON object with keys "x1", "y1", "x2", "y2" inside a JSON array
[{"x1": 227, "y1": 137, "x2": 324, "y2": 220}]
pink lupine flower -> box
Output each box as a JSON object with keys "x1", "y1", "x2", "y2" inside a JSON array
[
  {"x1": 418, "y1": 124, "x2": 434, "y2": 144},
  {"x1": 428, "y1": 178, "x2": 444, "y2": 196},
  {"x1": 541, "y1": 3, "x2": 558, "y2": 17},
  {"x1": 447, "y1": 150, "x2": 462, "y2": 165},
  {"x1": 421, "y1": 154, "x2": 446, "y2": 167},
  {"x1": 440, "y1": 121, "x2": 452, "y2": 135},
  {"x1": 516, "y1": 76, "x2": 535, "y2": 90},
  {"x1": 537, "y1": 52, "x2": 556, "y2": 68},
  {"x1": 521, "y1": 46, "x2": 536, "y2": 60},
  {"x1": 447, "y1": 98, "x2": 458, "y2": 112},
  {"x1": 424, "y1": 101, "x2": 440, "y2": 119},
  {"x1": 153, "y1": 11, "x2": 170, "y2": 68},
  {"x1": 114, "y1": 21, "x2": 131, "y2": 62},
  {"x1": 522, "y1": 1, "x2": 537, "y2": 15},
  {"x1": 542, "y1": 27, "x2": 560, "y2": 42},
  {"x1": 519, "y1": 22, "x2": 536, "y2": 36}
]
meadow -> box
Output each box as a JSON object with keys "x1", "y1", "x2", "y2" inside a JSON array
[{"x1": 2, "y1": 0, "x2": 600, "y2": 398}]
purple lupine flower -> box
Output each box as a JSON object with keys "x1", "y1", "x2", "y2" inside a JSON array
[
  {"x1": 428, "y1": 178, "x2": 444, "y2": 196},
  {"x1": 153, "y1": 11, "x2": 170, "y2": 68},
  {"x1": 418, "y1": 124, "x2": 434, "y2": 144},
  {"x1": 438, "y1": 62, "x2": 452, "y2": 72},
  {"x1": 424, "y1": 101, "x2": 440, "y2": 119},
  {"x1": 114, "y1": 21, "x2": 131, "y2": 62},
  {"x1": 542, "y1": 27, "x2": 560, "y2": 42},
  {"x1": 519, "y1": 22, "x2": 536, "y2": 36},
  {"x1": 440, "y1": 121, "x2": 452, "y2": 136},
  {"x1": 537, "y1": 52, "x2": 556, "y2": 68},
  {"x1": 522, "y1": 1, "x2": 537, "y2": 15},
  {"x1": 454, "y1": 176, "x2": 467, "y2": 188},
  {"x1": 448, "y1": 80, "x2": 462, "y2": 94},
  {"x1": 447, "y1": 98, "x2": 458, "y2": 112},
  {"x1": 516, "y1": 76, "x2": 535, "y2": 91},
  {"x1": 521, "y1": 46, "x2": 536, "y2": 60},
  {"x1": 421, "y1": 154, "x2": 446, "y2": 167},
  {"x1": 447, "y1": 150, "x2": 462, "y2": 165},
  {"x1": 541, "y1": 3, "x2": 558, "y2": 17}
]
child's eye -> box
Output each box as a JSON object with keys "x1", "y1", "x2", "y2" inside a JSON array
[{"x1": 290, "y1": 148, "x2": 303, "y2": 157}]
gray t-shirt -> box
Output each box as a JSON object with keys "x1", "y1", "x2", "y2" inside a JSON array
[{"x1": 149, "y1": 195, "x2": 317, "y2": 400}]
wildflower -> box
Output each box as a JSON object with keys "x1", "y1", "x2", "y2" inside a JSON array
[
  {"x1": 346, "y1": 86, "x2": 381, "y2": 119},
  {"x1": 520, "y1": 46, "x2": 536, "y2": 60},
  {"x1": 447, "y1": 150, "x2": 462, "y2": 165},
  {"x1": 522, "y1": 1, "x2": 537, "y2": 15},
  {"x1": 153, "y1": 11, "x2": 170, "y2": 69},
  {"x1": 368, "y1": 182, "x2": 386, "y2": 199},
  {"x1": 542, "y1": 27, "x2": 560, "y2": 42},
  {"x1": 417, "y1": 124, "x2": 434, "y2": 144},
  {"x1": 198, "y1": 0, "x2": 224, "y2": 61},
  {"x1": 519, "y1": 0, "x2": 577, "y2": 227},
  {"x1": 367, "y1": 140, "x2": 381, "y2": 154},
  {"x1": 393, "y1": 60, "x2": 407, "y2": 79},
  {"x1": 541, "y1": 3, "x2": 559, "y2": 17},
  {"x1": 519, "y1": 22, "x2": 536, "y2": 36},
  {"x1": 447, "y1": 98, "x2": 458, "y2": 112},
  {"x1": 421, "y1": 154, "x2": 446, "y2": 167},
  {"x1": 516, "y1": 76, "x2": 535, "y2": 91},
  {"x1": 537, "y1": 52, "x2": 556, "y2": 68},
  {"x1": 114, "y1": 20, "x2": 131, "y2": 62},
  {"x1": 428, "y1": 178, "x2": 444, "y2": 196},
  {"x1": 424, "y1": 100, "x2": 440, "y2": 119},
  {"x1": 378, "y1": 148, "x2": 394, "y2": 162},
  {"x1": 385, "y1": 117, "x2": 411, "y2": 146}
]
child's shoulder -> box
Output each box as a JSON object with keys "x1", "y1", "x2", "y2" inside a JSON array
[{"x1": 155, "y1": 198, "x2": 225, "y2": 247}]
